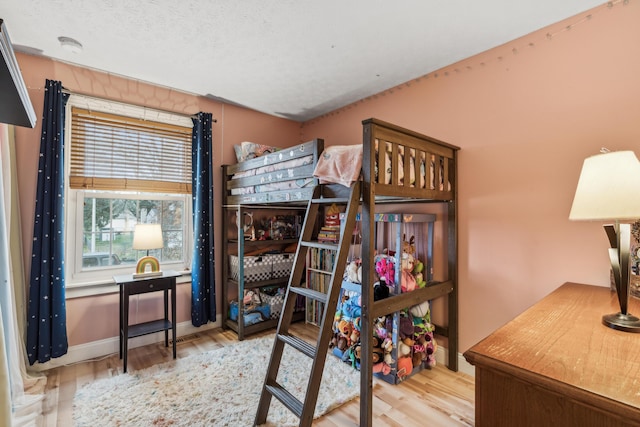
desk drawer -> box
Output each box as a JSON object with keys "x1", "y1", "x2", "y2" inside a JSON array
[{"x1": 126, "y1": 277, "x2": 172, "y2": 294}]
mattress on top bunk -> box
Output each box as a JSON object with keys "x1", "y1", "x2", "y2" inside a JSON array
[
  {"x1": 225, "y1": 139, "x2": 322, "y2": 204},
  {"x1": 230, "y1": 178, "x2": 315, "y2": 195},
  {"x1": 230, "y1": 155, "x2": 315, "y2": 195}
]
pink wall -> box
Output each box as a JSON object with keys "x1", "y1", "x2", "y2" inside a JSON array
[
  {"x1": 301, "y1": 2, "x2": 640, "y2": 352},
  {"x1": 14, "y1": 54, "x2": 301, "y2": 345}
]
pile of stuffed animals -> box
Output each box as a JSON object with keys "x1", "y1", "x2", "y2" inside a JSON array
[
  {"x1": 330, "y1": 295, "x2": 437, "y2": 381},
  {"x1": 373, "y1": 234, "x2": 428, "y2": 295},
  {"x1": 343, "y1": 234, "x2": 428, "y2": 301},
  {"x1": 330, "y1": 232, "x2": 438, "y2": 383}
]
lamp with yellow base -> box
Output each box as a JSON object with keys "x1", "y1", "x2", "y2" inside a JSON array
[{"x1": 132, "y1": 224, "x2": 164, "y2": 278}]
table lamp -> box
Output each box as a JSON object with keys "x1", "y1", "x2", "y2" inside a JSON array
[
  {"x1": 132, "y1": 223, "x2": 164, "y2": 278},
  {"x1": 569, "y1": 149, "x2": 640, "y2": 332}
]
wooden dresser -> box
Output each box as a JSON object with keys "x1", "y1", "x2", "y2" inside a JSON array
[{"x1": 464, "y1": 282, "x2": 640, "y2": 427}]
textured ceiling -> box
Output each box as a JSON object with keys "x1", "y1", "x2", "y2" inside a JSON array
[{"x1": 2, "y1": 1, "x2": 604, "y2": 121}]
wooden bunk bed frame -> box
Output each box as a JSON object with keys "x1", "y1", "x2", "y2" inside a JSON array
[
  {"x1": 320, "y1": 118, "x2": 459, "y2": 426},
  {"x1": 224, "y1": 120, "x2": 457, "y2": 426}
]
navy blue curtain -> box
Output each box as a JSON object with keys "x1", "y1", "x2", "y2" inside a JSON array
[
  {"x1": 191, "y1": 112, "x2": 215, "y2": 326},
  {"x1": 26, "y1": 79, "x2": 69, "y2": 364}
]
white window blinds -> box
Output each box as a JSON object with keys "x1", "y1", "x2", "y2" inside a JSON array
[{"x1": 69, "y1": 107, "x2": 192, "y2": 194}]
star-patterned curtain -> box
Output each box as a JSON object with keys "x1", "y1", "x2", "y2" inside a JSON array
[
  {"x1": 191, "y1": 112, "x2": 215, "y2": 326},
  {"x1": 26, "y1": 79, "x2": 69, "y2": 364}
]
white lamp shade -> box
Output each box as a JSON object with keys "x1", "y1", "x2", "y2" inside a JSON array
[
  {"x1": 132, "y1": 224, "x2": 164, "y2": 250},
  {"x1": 569, "y1": 150, "x2": 640, "y2": 221}
]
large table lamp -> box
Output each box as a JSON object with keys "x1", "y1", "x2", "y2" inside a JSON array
[
  {"x1": 569, "y1": 150, "x2": 640, "y2": 332},
  {"x1": 132, "y1": 223, "x2": 164, "y2": 278}
]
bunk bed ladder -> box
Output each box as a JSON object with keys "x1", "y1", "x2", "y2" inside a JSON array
[{"x1": 254, "y1": 181, "x2": 361, "y2": 427}]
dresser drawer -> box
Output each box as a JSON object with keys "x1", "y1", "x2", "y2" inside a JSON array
[{"x1": 126, "y1": 277, "x2": 172, "y2": 294}]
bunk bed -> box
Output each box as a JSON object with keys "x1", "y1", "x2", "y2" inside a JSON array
[
  {"x1": 230, "y1": 120, "x2": 458, "y2": 426},
  {"x1": 221, "y1": 138, "x2": 324, "y2": 339},
  {"x1": 315, "y1": 118, "x2": 459, "y2": 425}
]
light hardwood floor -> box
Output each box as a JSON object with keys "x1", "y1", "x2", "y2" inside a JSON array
[{"x1": 42, "y1": 323, "x2": 475, "y2": 426}]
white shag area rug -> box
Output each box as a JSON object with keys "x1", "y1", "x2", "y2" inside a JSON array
[{"x1": 73, "y1": 335, "x2": 361, "y2": 426}]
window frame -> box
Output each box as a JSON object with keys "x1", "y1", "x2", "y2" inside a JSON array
[{"x1": 64, "y1": 96, "x2": 193, "y2": 297}]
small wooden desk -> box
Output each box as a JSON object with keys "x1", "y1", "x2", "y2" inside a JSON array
[
  {"x1": 114, "y1": 270, "x2": 179, "y2": 373},
  {"x1": 464, "y1": 282, "x2": 640, "y2": 427}
]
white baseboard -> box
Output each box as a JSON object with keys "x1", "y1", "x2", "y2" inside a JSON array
[
  {"x1": 435, "y1": 344, "x2": 475, "y2": 377},
  {"x1": 29, "y1": 316, "x2": 221, "y2": 372}
]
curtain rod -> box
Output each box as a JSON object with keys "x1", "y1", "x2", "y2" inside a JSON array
[{"x1": 61, "y1": 88, "x2": 217, "y2": 123}]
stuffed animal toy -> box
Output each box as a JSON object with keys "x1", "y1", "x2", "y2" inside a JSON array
[
  {"x1": 336, "y1": 335, "x2": 348, "y2": 352},
  {"x1": 350, "y1": 322, "x2": 360, "y2": 346},
  {"x1": 344, "y1": 261, "x2": 359, "y2": 283},
  {"x1": 399, "y1": 314, "x2": 415, "y2": 341},
  {"x1": 410, "y1": 323, "x2": 426, "y2": 367},
  {"x1": 342, "y1": 296, "x2": 361, "y2": 319},
  {"x1": 337, "y1": 319, "x2": 353, "y2": 347},
  {"x1": 373, "y1": 281, "x2": 389, "y2": 301},
  {"x1": 400, "y1": 252, "x2": 417, "y2": 293},
  {"x1": 348, "y1": 344, "x2": 361, "y2": 369},
  {"x1": 371, "y1": 336, "x2": 392, "y2": 375},
  {"x1": 375, "y1": 255, "x2": 395, "y2": 285},
  {"x1": 410, "y1": 301, "x2": 430, "y2": 319},
  {"x1": 385, "y1": 314, "x2": 415, "y2": 342},
  {"x1": 352, "y1": 316, "x2": 361, "y2": 333},
  {"x1": 242, "y1": 290, "x2": 261, "y2": 310},
  {"x1": 413, "y1": 321, "x2": 437, "y2": 368},
  {"x1": 381, "y1": 337, "x2": 394, "y2": 365},
  {"x1": 425, "y1": 334, "x2": 437, "y2": 368},
  {"x1": 344, "y1": 259, "x2": 363, "y2": 283},
  {"x1": 371, "y1": 336, "x2": 384, "y2": 363},
  {"x1": 402, "y1": 234, "x2": 416, "y2": 256},
  {"x1": 374, "y1": 316, "x2": 388, "y2": 340},
  {"x1": 330, "y1": 331, "x2": 348, "y2": 353},
  {"x1": 396, "y1": 356, "x2": 413, "y2": 379},
  {"x1": 333, "y1": 294, "x2": 348, "y2": 329},
  {"x1": 383, "y1": 314, "x2": 413, "y2": 357},
  {"x1": 372, "y1": 361, "x2": 392, "y2": 375},
  {"x1": 371, "y1": 335, "x2": 380, "y2": 348},
  {"x1": 412, "y1": 349, "x2": 424, "y2": 367},
  {"x1": 334, "y1": 295, "x2": 362, "y2": 331},
  {"x1": 416, "y1": 332, "x2": 437, "y2": 368},
  {"x1": 329, "y1": 332, "x2": 339, "y2": 349},
  {"x1": 398, "y1": 340, "x2": 412, "y2": 356},
  {"x1": 412, "y1": 260, "x2": 427, "y2": 288},
  {"x1": 401, "y1": 251, "x2": 414, "y2": 272}
]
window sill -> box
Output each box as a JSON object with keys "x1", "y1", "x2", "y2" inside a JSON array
[{"x1": 65, "y1": 270, "x2": 192, "y2": 299}]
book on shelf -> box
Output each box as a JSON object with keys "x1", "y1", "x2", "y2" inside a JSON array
[
  {"x1": 306, "y1": 247, "x2": 337, "y2": 324},
  {"x1": 318, "y1": 226, "x2": 340, "y2": 243}
]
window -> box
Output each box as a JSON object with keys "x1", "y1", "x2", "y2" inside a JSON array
[{"x1": 65, "y1": 96, "x2": 193, "y2": 291}]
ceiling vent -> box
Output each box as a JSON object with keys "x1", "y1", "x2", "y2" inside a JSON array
[{"x1": 0, "y1": 19, "x2": 36, "y2": 128}]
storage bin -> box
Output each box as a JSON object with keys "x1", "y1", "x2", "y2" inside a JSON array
[
  {"x1": 259, "y1": 287, "x2": 285, "y2": 319},
  {"x1": 229, "y1": 254, "x2": 272, "y2": 282},
  {"x1": 229, "y1": 253, "x2": 295, "y2": 283},
  {"x1": 270, "y1": 253, "x2": 295, "y2": 279}
]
